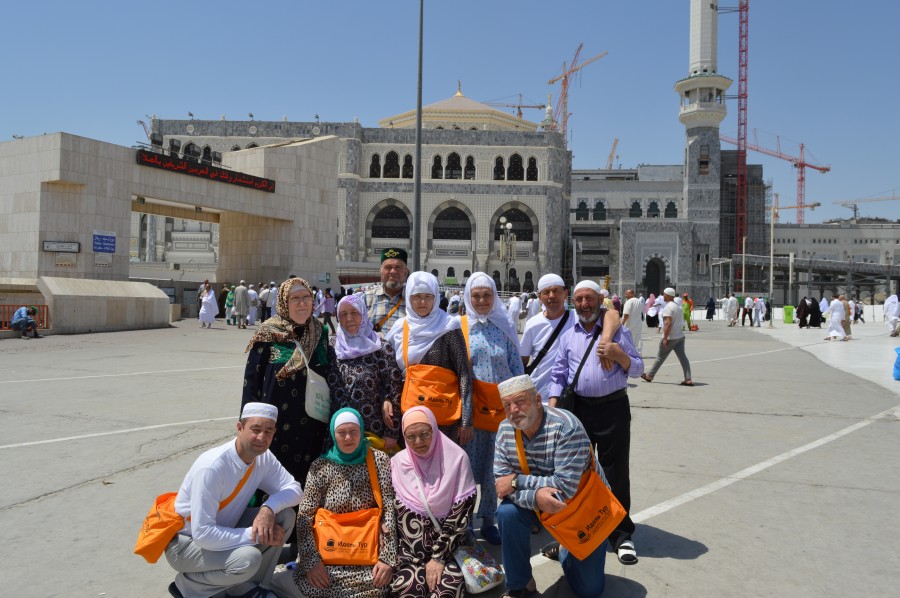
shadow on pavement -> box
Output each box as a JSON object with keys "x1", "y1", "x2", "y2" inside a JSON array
[
  {"x1": 538, "y1": 575, "x2": 648, "y2": 597},
  {"x1": 636, "y1": 524, "x2": 708, "y2": 560}
]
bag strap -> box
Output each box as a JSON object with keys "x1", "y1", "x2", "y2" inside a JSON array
[
  {"x1": 402, "y1": 321, "x2": 410, "y2": 368},
  {"x1": 220, "y1": 461, "x2": 255, "y2": 511},
  {"x1": 514, "y1": 429, "x2": 531, "y2": 475},
  {"x1": 376, "y1": 298, "x2": 404, "y2": 332},
  {"x1": 460, "y1": 316, "x2": 470, "y2": 359},
  {"x1": 525, "y1": 310, "x2": 570, "y2": 375},
  {"x1": 412, "y1": 476, "x2": 442, "y2": 531},
  {"x1": 570, "y1": 321, "x2": 602, "y2": 391},
  {"x1": 365, "y1": 448, "x2": 382, "y2": 511}
]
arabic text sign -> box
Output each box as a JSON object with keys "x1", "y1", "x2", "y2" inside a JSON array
[
  {"x1": 135, "y1": 149, "x2": 276, "y2": 193},
  {"x1": 93, "y1": 230, "x2": 116, "y2": 253}
]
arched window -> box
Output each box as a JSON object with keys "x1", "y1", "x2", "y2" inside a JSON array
[
  {"x1": 402, "y1": 155, "x2": 414, "y2": 179},
  {"x1": 431, "y1": 156, "x2": 444, "y2": 179},
  {"x1": 371, "y1": 205, "x2": 410, "y2": 238},
  {"x1": 648, "y1": 202, "x2": 660, "y2": 218},
  {"x1": 433, "y1": 207, "x2": 472, "y2": 240},
  {"x1": 665, "y1": 201, "x2": 678, "y2": 218},
  {"x1": 231, "y1": 145, "x2": 241, "y2": 152},
  {"x1": 629, "y1": 201, "x2": 642, "y2": 218},
  {"x1": 575, "y1": 201, "x2": 589, "y2": 221},
  {"x1": 446, "y1": 153, "x2": 462, "y2": 179},
  {"x1": 431, "y1": 269, "x2": 439, "y2": 276},
  {"x1": 447, "y1": 267, "x2": 456, "y2": 277},
  {"x1": 435, "y1": 126, "x2": 444, "y2": 130},
  {"x1": 201, "y1": 146, "x2": 212, "y2": 163},
  {"x1": 526, "y1": 157, "x2": 538, "y2": 181},
  {"x1": 182, "y1": 142, "x2": 197, "y2": 159},
  {"x1": 494, "y1": 208, "x2": 533, "y2": 241},
  {"x1": 493, "y1": 157, "x2": 505, "y2": 180},
  {"x1": 464, "y1": 156, "x2": 476, "y2": 180},
  {"x1": 245, "y1": 143, "x2": 258, "y2": 149},
  {"x1": 593, "y1": 201, "x2": 606, "y2": 221},
  {"x1": 369, "y1": 154, "x2": 381, "y2": 178},
  {"x1": 463, "y1": 270, "x2": 471, "y2": 278},
  {"x1": 383, "y1": 151, "x2": 400, "y2": 178},
  {"x1": 507, "y1": 154, "x2": 524, "y2": 181}
]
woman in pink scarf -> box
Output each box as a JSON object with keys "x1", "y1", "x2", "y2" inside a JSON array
[{"x1": 391, "y1": 407, "x2": 476, "y2": 597}]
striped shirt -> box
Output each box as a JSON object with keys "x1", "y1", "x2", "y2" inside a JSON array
[
  {"x1": 493, "y1": 407, "x2": 594, "y2": 510},
  {"x1": 547, "y1": 320, "x2": 643, "y2": 399},
  {"x1": 365, "y1": 284, "x2": 406, "y2": 334}
]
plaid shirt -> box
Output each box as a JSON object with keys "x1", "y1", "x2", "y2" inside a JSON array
[{"x1": 365, "y1": 284, "x2": 406, "y2": 334}]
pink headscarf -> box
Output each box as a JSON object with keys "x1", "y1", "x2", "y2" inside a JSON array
[
  {"x1": 391, "y1": 407, "x2": 477, "y2": 519},
  {"x1": 334, "y1": 294, "x2": 381, "y2": 360},
  {"x1": 645, "y1": 293, "x2": 656, "y2": 314}
]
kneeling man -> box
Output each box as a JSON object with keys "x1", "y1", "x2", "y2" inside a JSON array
[
  {"x1": 494, "y1": 375, "x2": 609, "y2": 598},
  {"x1": 165, "y1": 403, "x2": 302, "y2": 598}
]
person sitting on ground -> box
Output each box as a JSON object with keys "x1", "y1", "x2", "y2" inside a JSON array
[
  {"x1": 164, "y1": 402, "x2": 302, "y2": 598},
  {"x1": 391, "y1": 406, "x2": 476, "y2": 598},
  {"x1": 494, "y1": 375, "x2": 610, "y2": 598},
  {"x1": 10, "y1": 306, "x2": 41, "y2": 338},
  {"x1": 289, "y1": 408, "x2": 396, "y2": 598}
]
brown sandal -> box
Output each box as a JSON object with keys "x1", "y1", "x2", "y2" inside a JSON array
[{"x1": 641, "y1": 373, "x2": 653, "y2": 383}]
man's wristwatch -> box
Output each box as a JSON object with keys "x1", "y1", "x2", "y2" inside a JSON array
[{"x1": 510, "y1": 476, "x2": 518, "y2": 492}]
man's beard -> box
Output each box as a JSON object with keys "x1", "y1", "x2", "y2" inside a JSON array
[
  {"x1": 578, "y1": 308, "x2": 600, "y2": 325},
  {"x1": 384, "y1": 279, "x2": 404, "y2": 293}
]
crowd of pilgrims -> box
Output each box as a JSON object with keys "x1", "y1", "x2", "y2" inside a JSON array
[{"x1": 240, "y1": 270, "x2": 547, "y2": 597}]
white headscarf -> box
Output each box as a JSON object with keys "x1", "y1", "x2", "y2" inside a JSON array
[
  {"x1": 463, "y1": 272, "x2": 519, "y2": 348},
  {"x1": 385, "y1": 271, "x2": 461, "y2": 371}
]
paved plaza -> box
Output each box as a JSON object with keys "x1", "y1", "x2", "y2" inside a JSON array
[{"x1": 1, "y1": 313, "x2": 897, "y2": 597}]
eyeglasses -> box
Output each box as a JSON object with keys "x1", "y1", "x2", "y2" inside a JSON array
[
  {"x1": 404, "y1": 430, "x2": 433, "y2": 444},
  {"x1": 410, "y1": 294, "x2": 435, "y2": 304},
  {"x1": 289, "y1": 296, "x2": 314, "y2": 306}
]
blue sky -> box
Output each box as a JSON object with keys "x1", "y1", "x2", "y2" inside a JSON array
[{"x1": 2, "y1": 1, "x2": 898, "y2": 223}]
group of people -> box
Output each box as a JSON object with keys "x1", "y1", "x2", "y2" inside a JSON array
[
  {"x1": 199, "y1": 280, "x2": 277, "y2": 329},
  {"x1": 163, "y1": 246, "x2": 678, "y2": 598}
]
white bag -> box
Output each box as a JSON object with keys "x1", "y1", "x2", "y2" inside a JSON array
[{"x1": 295, "y1": 341, "x2": 331, "y2": 423}]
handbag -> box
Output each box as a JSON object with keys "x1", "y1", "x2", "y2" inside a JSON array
[
  {"x1": 413, "y1": 478, "x2": 504, "y2": 594},
  {"x1": 313, "y1": 448, "x2": 382, "y2": 566},
  {"x1": 134, "y1": 462, "x2": 255, "y2": 564},
  {"x1": 296, "y1": 341, "x2": 331, "y2": 423},
  {"x1": 556, "y1": 324, "x2": 601, "y2": 412},
  {"x1": 514, "y1": 430, "x2": 625, "y2": 561}
]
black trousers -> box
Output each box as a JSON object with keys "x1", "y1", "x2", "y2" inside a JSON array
[{"x1": 572, "y1": 393, "x2": 635, "y2": 549}]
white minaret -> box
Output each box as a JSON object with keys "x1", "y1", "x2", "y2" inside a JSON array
[{"x1": 674, "y1": 0, "x2": 733, "y2": 294}]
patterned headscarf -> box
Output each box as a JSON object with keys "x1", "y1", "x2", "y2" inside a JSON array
[
  {"x1": 245, "y1": 277, "x2": 324, "y2": 380},
  {"x1": 334, "y1": 294, "x2": 382, "y2": 360}
]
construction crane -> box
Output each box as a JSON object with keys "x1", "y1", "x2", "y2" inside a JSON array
[
  {"x1": 721, "y1": 130, "x2": 830, "y2": 225},
  {"x1": 831, "y1": 192, "x2": 900, "y2": 219},
  {"x1": 606, "y1": 138, "x2": 619, "y2": 170},
  {"x1": 136, "y1": 120, "x2": 150, "y2": 141},
  {"x1": 547, "y1": 44, "x2": 607, "y2": 137},
  {"x1": 773, "y1": 193, "x2": 821, "y2": 222},
  {"x1": 484, "y1": 94, "x2": 546, "y2": 119}
]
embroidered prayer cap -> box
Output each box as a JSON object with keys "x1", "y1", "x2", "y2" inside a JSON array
[
  {"x1": 241, "y1": 402, "x2": 278, "y2": 422},
  {"x1": 380, "y1": 247, "x2": 408, "y2": 264},
  {"x1": 498, "y1": 374, "x2": 537, "y2": 398},
  {"x1": 537, "y1": 273, "x2": 565, "y2": 292},
  {"x1": 574, "y1": 280, "x2": 602, "y2": 294},
  {"x1": 663, "y1": 287, "x2": 677, "y2": 297}
]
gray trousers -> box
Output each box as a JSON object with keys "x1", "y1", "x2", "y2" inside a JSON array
[
  {"x1": 647, "y1": 336, "x2": 691, "y2": 380},
  {"x1": 165, "y1": 507, "x2": 294, "y2": 598}
]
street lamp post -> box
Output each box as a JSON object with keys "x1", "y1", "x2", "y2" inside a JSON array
[
  {"x1": 768, "y1": 203, "x2": 775, "y2": 328},
  {"x1": 498, "y1": 216, "x2": 516, "y2": 292},
  {"x1": 807, "y1": 251, "x2": 815, "y2": 299}
]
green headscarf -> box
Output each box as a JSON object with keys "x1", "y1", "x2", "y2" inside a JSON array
[{"x1": 323, "y1": 407, "x2": 370, "y2": 465}]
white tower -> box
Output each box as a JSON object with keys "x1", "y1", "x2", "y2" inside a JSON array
[{"x1": 674, "y1": 0, "x2": 732, "y2": 296}]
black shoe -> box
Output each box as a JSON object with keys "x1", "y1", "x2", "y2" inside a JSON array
[{"x1": 167, "y1": 582, "x2": 184, "y2": 598}]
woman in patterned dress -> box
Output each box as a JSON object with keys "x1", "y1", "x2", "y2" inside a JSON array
[
  {"x1": 242, "y1": 277, "x2": 332, "y2": 486},
  {"x1": 292, "y1": 408, "x2": 397, "y2": 597},
  {"x1": 327, "y1": 294, "x2": 403, "y2": 451},
  {"x1": 391, "y1": 407, "x2": 476, "y2": 598},
  {"x1": 384, "y1": 271, "x2": 473, "y2": 445},
  {"x1": 460, "y1": 272, "x2": 524, "y2": 545}
]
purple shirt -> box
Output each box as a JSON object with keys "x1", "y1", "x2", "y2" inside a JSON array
[{"x1": 547, "y1": 320, "x2": 644, "y2": 399}]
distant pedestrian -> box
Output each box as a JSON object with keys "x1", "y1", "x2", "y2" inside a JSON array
[
  {"x1": 224, "y1": 285, "x2": 235, "y2": 325},
  {"x1": 233, "y1": 281, "x2": 249, "y2": 329},
  {"x1": 10, "y1": 306, "x2": 41, "y2": 339},
  {"x1": 808, "y1": 297, "x2": 823, "y2": 328},
  {"x1": 642, "y1": 287, "x2": 692, "y2": 386},
  {"x1": 705, "y1": 297, "x2": 716, "y2": 321},
  {"x1": 825, "y1": 294, "x2": 847, "y2": 341},
  {"x1": 246, "y1": 285, "x2": 259, "y2": 326},
  {"x1": 198, "y1": 281, "x2": 218, "y2": 328},
  {"x1": 884, "y1": 292, "x2": 900, "y2": 337},
  {"x1": 796, "y1": 296, "x2": 810, "y2": 328}
]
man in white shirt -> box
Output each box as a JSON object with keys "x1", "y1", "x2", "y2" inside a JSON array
[
  {"x1": 165, "y1": 403, "x2": 302, "y2": 598},
  {"x1": 752, "y1": 297, "x2": 765, "y2": 327},
  {"x1": 622, "y1": 289, "x2": 643, "y2": 353},
  {"x1": 246, "y1": 284, "x2": 260, "y2": 326},
  {"x1": 642, "y1": 287, "x2": 692, "y2": 385},
  {"x1": 742, "y1": 295, "x2": 754, "y2": 327},
  {"x1": 723, "y1": 292, "x2": 738, "y2": 327},
  {"x1": 885, "y1": 292, "x2": 900, "y2": 336}
]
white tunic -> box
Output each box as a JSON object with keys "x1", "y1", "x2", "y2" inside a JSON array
[
  {"x1": 622, "y1": 297, "x2": 643, "y2": 352},
  {"x1": 826, "y1": 299, "x2": 845, "y2": 338},
  {"x1": 199, "y1": 290, "x2": 218, "y2": 324}
]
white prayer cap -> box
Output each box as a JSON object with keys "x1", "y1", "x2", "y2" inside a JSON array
[
  {"x1": 333, "y1": 410, "x2": 361, "y2": 429},
  {"x1": 537, "y1": 274, "x2": 565, "y2": 292},
  {"x1": 574, "y1": 280, "x2": 602, "y2": 294},
  {"x1": 663, "y1": 287, "x2": 677, "y2": 297},
  {"x1": 498, "y1": 374, "x2": 537, "y2": 398},
  {"x1": 241, "y1": 402, "x2": 278, "y2": 422}
]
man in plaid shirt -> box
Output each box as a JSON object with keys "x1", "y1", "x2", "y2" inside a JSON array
[{"x1": 365, "y1": 247, "x2": 409, "y2": 335}]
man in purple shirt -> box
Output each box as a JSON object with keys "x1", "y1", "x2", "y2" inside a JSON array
[{"x1": 548, "y1": 280, "x2": 644, "y2": 565}]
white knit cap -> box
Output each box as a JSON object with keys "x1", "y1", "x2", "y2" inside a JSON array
[
  {"x1": 498, "y1": 374, "x2": 537, "y2": 398},
  {"x1": 333, "y1": 410, "x2": 360, "y2": 429},
  {"x1": 241, "y1": 402, "x2": 278, "y2": 422},
  {"x1": 663, "y1": 287, "x2": 677, "y2": 297},
  {"x1": 574, "y1": 280, "x2": 602, "y2": 294},
  {"x1": 537, "y1": 273, "x2": 565, "y2": 292}
]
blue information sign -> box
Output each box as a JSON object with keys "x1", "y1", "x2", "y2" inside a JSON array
[{"x1": 93, "y1": 230, "x2": 116, "y2": 253}]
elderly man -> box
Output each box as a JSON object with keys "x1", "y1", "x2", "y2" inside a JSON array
[
  {"x1": 642, "y1": 287, "x2": 693, "y2": 386},
  {"x1": 547, "y1": 280, "x2": 644, "y2": 565},
  {"x1": 494, "y1": 375, "x2": 610, "y2": 598},
  {"x1": 365, "y1": 247, "x2": 409, "y2": 334},
  {"x1": 885, "y1": 291, "x2": 900, "y2": 337},
  {"x1": 164, "y1": 403, "x2": 301, "y2": 598},
  {"x1": 622, "y1": 289, "x2": 643, "y2": 354},
  {"x1": 233, "y1": 281, "x2": 249, "y2": 330},
  {"x1": 723, "y1": 292, "x2": 738, "y2": 327},
  {"x1": 520, "y1": 274, "x2": 621, "y2": 404}
]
